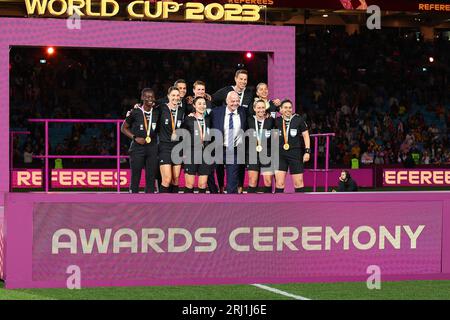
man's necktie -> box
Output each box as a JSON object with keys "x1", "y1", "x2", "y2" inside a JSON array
[{"x1": 228, "y1": 112, "x2": 234, "y2": 148}]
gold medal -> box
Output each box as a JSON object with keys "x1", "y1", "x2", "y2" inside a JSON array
[
  {"x1": 141, "y1": 107, "x2": 153, "y2": 144},
  {"x1": 254, "y1": 116, "x2": 265, "y2": 154},
  {"x1": 171, "y1": 133, "x2": 177, "y2": 141},
  {"x1": 283, "y1": 143, "x2": 290, "y2": 151}
]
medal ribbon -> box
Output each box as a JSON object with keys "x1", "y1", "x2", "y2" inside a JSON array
[
  {"x1": 196, "y1": 116, "x2": 205, "y2": 144},
  {"x1": 234, "y1": 86, "x2": 245, "y2": 106},
  {"x1": 282, "y1": 116, "x2": 292, "y2": 146},
  {"x1": 141, "y1": 107, "x2": 153, "y2": 140},
  {"x1": 254, "y1": 116, "x2": 265, "y2": 147},
  {"x1": 169, "y1": 106, "x2": 179, "y2": 134}
]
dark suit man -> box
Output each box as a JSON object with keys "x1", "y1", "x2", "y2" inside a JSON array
[
  {"x1": 210, "y1": 91, "x2": 247, "y2": 194},
  {"x1": 211, "y1": 69, "x2": 254, "y2": 117}
]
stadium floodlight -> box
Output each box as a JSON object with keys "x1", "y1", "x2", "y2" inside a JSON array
[{"x1": 46, "y1": 47, "x2": 55, "y2": 55}]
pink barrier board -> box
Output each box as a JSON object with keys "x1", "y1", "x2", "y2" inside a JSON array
[
  {"x1": 0, "y1": 206, "x2": 4, "y2": 280},
  {"x1": 11, "y1": 168, "x2": 373, "y2": 189},
  {"x1": 3, "y1": 192, "x2": 450, "y2": 288},
  {"x1": 383, "y1": 169, "x2": 450, "y2": 187}
]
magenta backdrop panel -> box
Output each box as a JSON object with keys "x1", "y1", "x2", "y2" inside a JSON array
[
  {"x1": 0, "y1": 206, "x2": 4, "y2": 280},
  {"x1": 383, "y1": 169, "x2": 450, "y2": 187},
  {"x1": 12, "y1": 168, "x2": 373, "y2": 189},
  {"x1": 4, "y1": 192, "x2": 450, "y2": 288},
  {"x1": 0, "y1": 17, "x2": 295, "y2": 198}
]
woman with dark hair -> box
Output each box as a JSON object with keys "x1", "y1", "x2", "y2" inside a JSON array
[
  {"x1": 182, "y1": 96, "x2": 212, "y2": 193},
  {"x1": 158, "y1": 86, "x2": 185, "y2": 193},
  {"x1": 274, "y1": 99, "x2": 311, "y2": 193}
]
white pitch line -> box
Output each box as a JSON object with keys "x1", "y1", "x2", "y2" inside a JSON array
[{"x1": 252, "y1": 284, "x2": 311, "y2": 300}]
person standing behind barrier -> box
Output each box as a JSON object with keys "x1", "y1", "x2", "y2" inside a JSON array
[
  {"x1": 186, "y1": 80, "x2": 217, "y2": 193},
  {"x1": 182, "y1": 96, "x2": 212, "y2": 193},
  {"x1": 185, "y1": 80, "x2": 214, "y2": 115},
  {"x1": 211, "y1": 91, "x2": 247, "y2": 194},
  {"x1": 157, "y1": 79, "x2": 188, "y2": 109},
  {"x1": 121, "y1": 88, "x2": 160, "y2": 193},
  {"x1": 251, "y1": 83, "x2": 281, "y2": 119},
  {"x1": 274, "y1": 99, "x2": 311, "y2": 193},
  {"x1": 246, "y1": 99, "x2": 274, "y2": 193},
  {"x1": 158, "y1": 86, "x2": 185, "y2": 193},
  {"x1": 212, "y1": 69, "x2": 254, "y2": 117}
]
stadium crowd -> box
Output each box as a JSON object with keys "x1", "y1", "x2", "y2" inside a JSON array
[
  {"x1": 297, "y1": 28, "x2": 449, "y2": 167},
  {"x1": 10, "y1": 27, "x2": 450, "y2": 168}
]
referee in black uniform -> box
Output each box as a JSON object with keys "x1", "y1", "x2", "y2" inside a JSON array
[
  {"x1": 274, "y1": 99, "x2": 311, "y2": 193},
  {"x1": 158, "y1": 86, "x2": 186, "y2": 193},
  {"x1": 182, "y1": 96, "x2": 212, "y2": 193},
  {"x1": 246, "y1": 99, "x2": 274, "y2": 193},
  {"x1": 121, "y1": 88, "x2": 160, "y2": 193}
]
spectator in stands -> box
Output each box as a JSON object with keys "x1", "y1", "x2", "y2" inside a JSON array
[
  {"x1": 23, "y1": 144, "x2": 33, "y2": 164},
  {"x1": 361, "y1": 148, "x2": 374, "y2": 165}
]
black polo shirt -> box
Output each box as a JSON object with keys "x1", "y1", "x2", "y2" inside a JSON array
[
  {"x1": 125, "y1": 107, "x2": 160, "y2": 145},
  {"x1": 274, "y1": 114, "x2": 308, "y2": 150},
  {"x1": 182, "y1": 115, "x2": 212, "y2": 148},
  {"x1": 158, "y1": 104, "x2": 186, "y2": 143},
  {"x1": 247, "y1": 116, "x2": 275, "y2": 150}
]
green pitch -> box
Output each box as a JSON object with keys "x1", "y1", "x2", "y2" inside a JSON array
[{"x1": 1, "y1": 280, "x2": 449, "y2": 300}]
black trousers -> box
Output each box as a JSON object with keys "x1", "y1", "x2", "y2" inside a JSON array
[
  {"x1": 214, "y1": 165, "x2": 245, "y2": 190},
  {"x1": 207, "y1": 168, "x2": 219, "y2": 193},
  {"x1": 207, "y1": 148, "x2": 245, "y2": 193},
  {"x1": 217, "y1": 147, "x2": 245, "y2": 194},
  {"x1": 129, "y1": 143, "x2": 158, "y2": 193}
]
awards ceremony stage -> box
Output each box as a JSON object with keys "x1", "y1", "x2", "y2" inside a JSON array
[{"x1": 1, "y1": 192, "x2": 450, "y2": 289}]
